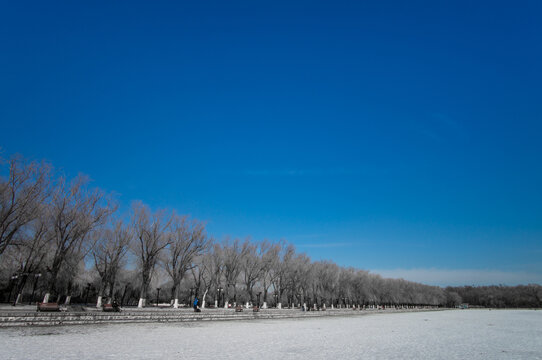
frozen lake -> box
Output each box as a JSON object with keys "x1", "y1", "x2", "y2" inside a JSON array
[{"x1": 1, "y1": 310, "x2": 541, "y2": 359}]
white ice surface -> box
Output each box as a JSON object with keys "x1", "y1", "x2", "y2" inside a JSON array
[{"x1": 1, "y1": 310, "x2": 541, "y2": 359}]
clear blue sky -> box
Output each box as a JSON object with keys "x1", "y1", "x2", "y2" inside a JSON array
[{"x1": 1, "y1": 1, "x2": 541, "y2": 286}]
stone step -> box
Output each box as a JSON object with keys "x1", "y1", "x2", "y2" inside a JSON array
[{"x1": 0, "y1": 308, "x2": 441, "y2": 327}]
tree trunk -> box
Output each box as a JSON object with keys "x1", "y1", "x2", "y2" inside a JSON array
[
  {"x1": 108, "y1": 273, "x2": 117, "y2": 301},
  {"x1": 96, "y1": 283, "x2": 105, "y2": 307},
  {"x1": 170, "y1": 284, "x2": 177, "y2": 304},
  {"x1": 172, "y1": 282, "x2": 181, "y2": 309},
  {"x1": 247, "y1": 286, "x2": 254, "y2": 304},
  {"x1": 138, "y1": 268, "x2": 151, "y2": 308},
  {"x1": 201, "y1": 288, "x2": 209, "y2": 309},
  {"x1": 45, "y1": 259, "x2": 63, "y2": 303},
  {"x1": 64, "y1": 281, "x2": 73, "y2": 305}
]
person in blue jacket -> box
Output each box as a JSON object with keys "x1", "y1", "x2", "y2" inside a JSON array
[{"x1": 193, "y1": 297, "x2": 201, "y2": 312}]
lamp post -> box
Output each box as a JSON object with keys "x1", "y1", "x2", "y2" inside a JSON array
[
  {"x1": 30, "y1": 273, "x2": 41, "y2": 305},
  {"x1": 156, "y1": 288, "x2": 161, "y2": 307},
  {"x1": 256, "y1": 292, "x2": 261, "y2": 308},
  {"x1": 273, "y1": 293, "x2": 278, "y2": 308},
  {"x1": 7, "y1": 274, "x2": 18, "y2": 303},
  {"x1": 217, "y1": 287, "x2": 223, "y2": 307},
  {"x1": 13, "y1": 273, "x2": 30, "y2": 306}
]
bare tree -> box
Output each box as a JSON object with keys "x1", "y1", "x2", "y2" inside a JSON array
[
  {"x1": 189, "y1": 256, "x2": 215, "y2": 308},
  {"x1": 92, "y1": 219, "x2": 132, "y2": 307},
  {"x1": 57, "y1": 245, "x2": 88, "y2": 305},
  {"x1": 284, "y1": 252, "x2": 311, "y2": 308},
  {"x1": 311, "y1": 261, "x2": 339, "y2": 309},
  {"x1": 131, "y1": 202, "x2": 173, "y2": 308},
  {"x1": 201, "y1": 243, "x2": 224, "y2": 308},
  {"x1": 196, "y1": 245, "x2": 224, "y2": 308},
  {"x1": 240, "y1": 240, "x2": 264, "y2": 306},
  {"x1": 222, "y1": 238, "x2": 249, "y2": 307},
  {"x1": 337, "y1": 267, "x2": 356, "y2": 308},
  {"x1": 0, "y1": 156, "x2": 50, "y2": 255},
  {"x1": 164, "y1": 215, "x2": 209, "y2": 308},
  {"x1": 43, "y1": 175, "x2": 113, "y2": 302},
  {"x1": 259, "y1": 240, "x2": 280, "y2": 308},
  {"x1": 352, "y1": 270, "x2": 372, "y2": 307},
  {"x1": 271, "y1": 242, "x2": 296, "y2": 309},
  {"x1": 5, "y1": 216, "x2": 51, "y2": 305}
]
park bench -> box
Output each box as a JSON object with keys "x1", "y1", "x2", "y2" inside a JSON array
[
  {"x1": 102, "y1": 303, "x2": 121, "y2": 312},
  {"x1": 235, "y1": 305, "x2": 243, "y2": 312},
  {"x1": 37, "y1": 302, "x2": 61, "y2": 312}
]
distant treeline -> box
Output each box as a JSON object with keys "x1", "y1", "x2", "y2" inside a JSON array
[
  {"x1": 1, "y1": 154, "x2": 541, "y2": 309},
  {"x1": 445, "y1": 285, "x2": 542, "y2": 308}
]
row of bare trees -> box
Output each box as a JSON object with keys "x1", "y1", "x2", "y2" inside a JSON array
[
  {"x1": 184, "y1": 239, "x2": 448, "y2": 309},
  {"x1": 0, "y1": 155, "x2": 114, "y2": 304},
  {"x1": 445, "y1": 285, "x2": 542, "y2": 308},
  {"x1": 0, "y1": 155, "x2": 447, "y2": 308},
  {"x1": 0, "y1": 155, "x2": 213, "y2": 307},
  {"x1": 3, "y1": 154, "x2": 538, "y2": 309}
]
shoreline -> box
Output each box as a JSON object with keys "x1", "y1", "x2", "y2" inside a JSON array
[{"x1": 0, "y1": 306, "x2": 445, "y2": 328}]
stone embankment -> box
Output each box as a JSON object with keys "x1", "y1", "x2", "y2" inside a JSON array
[{"x1": 0, "y1": 306, "x2": 443, "y2": 327}]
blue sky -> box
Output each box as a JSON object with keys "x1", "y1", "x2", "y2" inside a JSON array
[{"x1": 1, "y1": 1, "x2": 541, "y2": 286}]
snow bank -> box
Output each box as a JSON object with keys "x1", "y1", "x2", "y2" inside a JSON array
[{"x1": 1, "y1": 310, "x2": 541, "y2": 359}]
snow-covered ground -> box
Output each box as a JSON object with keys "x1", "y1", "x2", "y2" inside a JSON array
[{"x1": 1, "y1": 309, "x2": 541, "y2": 359}]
